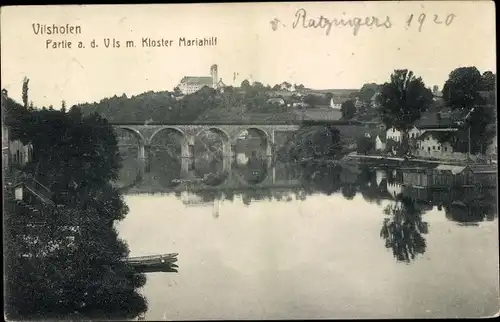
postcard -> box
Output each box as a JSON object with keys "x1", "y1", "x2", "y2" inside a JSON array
[{"x1": 2, "y1": 2, "x2": 498, "y2": 320}]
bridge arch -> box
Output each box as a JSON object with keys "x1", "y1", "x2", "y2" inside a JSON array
[
  {"x1": 195, "y1": 126, "x2": 231, "y2": 157},
  {"x1": 149, "y1": 126, "x2": 190, "y2": 158},
  {"x1": 115, "y1": 126, "x2": 146, "y2": 146},
  {"x1": 235, "y1": 127, "x2": 272, "y2": 157},
  {"x1": 115, "y1": 126, "x2": 147, "y2": 160}
]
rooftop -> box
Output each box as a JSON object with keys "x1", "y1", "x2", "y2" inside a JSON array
[
  {"x1": 415, "y1": 107, "x2": 469, "y2": 129},
  {"x1": 180, "y1": 76, "x2": 213, "y2": 85}
]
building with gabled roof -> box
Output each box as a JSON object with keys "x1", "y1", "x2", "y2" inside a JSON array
[{"x1": 177, "y1": 64, "x2": 225, "y2": 95}]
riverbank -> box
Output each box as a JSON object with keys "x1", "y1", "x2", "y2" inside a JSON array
[{"x1": 345, "y1": 153, "x2": 496, "y2": 166}]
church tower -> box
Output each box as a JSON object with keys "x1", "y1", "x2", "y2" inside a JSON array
[{"x1": 210, "y1": 64, "x2": 218, "y2": 88}]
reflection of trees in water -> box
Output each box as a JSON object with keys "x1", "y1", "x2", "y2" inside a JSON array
[
  {"x1": 193, "y1": 130, "x2": 228, "y2": 186},
  {"x1": 341, "y1": 184, "x2": 357, "y2": 200},
  {"x1": 444, "y1": 189, "x2": 498, "y2": 224},
  {"x1": 115, "y1": 152, "x2": 141, "y2": 189},
  {"x1": 235, "y1": 153, "x2": 268, "y2": 185},
  {"x1": 195, "y1": 157, "x2": 228, "y2": 186},
  {"x1": 380, "y1": 195, "x2": 429, "y2": 263},
  {"x1": 355, "y1": 166, "x2": 390, "y2": 205},
  {"x1": 150, "y1": 149, "x2": 182, "y2": 188},
  {"x1": 299, "y1": 163, "x2": 343, "y2": 195},
  {"x1": 149, "y1": 130, "x2": 184, "y2": 187}
]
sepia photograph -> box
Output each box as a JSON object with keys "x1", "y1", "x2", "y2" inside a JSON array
[{"x1": 1, "y1": 1, "x2": 498, "y2": 320}]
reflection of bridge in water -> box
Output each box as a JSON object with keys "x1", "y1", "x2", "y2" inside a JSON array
[{"x1": 118, "y1": 157, "x2": 303, "y2": 194}]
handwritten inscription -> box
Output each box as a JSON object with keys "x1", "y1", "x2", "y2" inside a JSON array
[
  {"x1": 272, "y1": 8, "x2": 457, "y2": 35},
  {"x1": 292, "y1": 8, "x2": 392, "y2": 36},
  {"x1": 406, "y1": 13, "x2": 456, "y2": 32}
]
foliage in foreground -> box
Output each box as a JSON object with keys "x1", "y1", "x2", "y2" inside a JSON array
[{"x1": 3, "y1": 93, "x2": 148, "y2": 319}]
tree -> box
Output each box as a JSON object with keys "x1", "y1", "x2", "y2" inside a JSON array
[
  {"x1": 341, "y1": 100, "x2": 356, "y2": 119},
  {"x1": 68, "y1": 105, "x2": 83, "y2": 121},
  {"x1": 442, "y1": 67, "x2": 496, "y2": 154},
  {"x1": 22, "y1": 77, "x2": 30, "y2": 108},
  {"x1": 252, "y1": 81, "x2": 265, "y2": 90},
  {"x1": 377, "y1": 69, "x2": 433, "y2": 153},
  {"x1": 442, "y1": 67, "x2": 483, "y2": 109},
  {"x1": 481, "y1": 71, "x2": 496, "y2": 91},
  {"x1": 282, "y1": 125, "x2": 343, "y2": 162},
  {"x1": 61, "y1": 100, "x2": 67, "y2": 113},
  {"x1": 173, "y1": 86, "x2": 182, "y2": 97},
  {"x1": 303, "y1": 94, "x2": 318, "y2": 107},
  {"x1": 359, "y1": 83, "x2": 379, "y2": 103},
  {"x1": 356, "y1": 136, "x2": 374, "y2": 155},
  {"x1": 240, "y1": 79, "x2": 251, "y2": 90},
  {"x1": 272, "y1": 84, "x2": 281, "y2": 91}
]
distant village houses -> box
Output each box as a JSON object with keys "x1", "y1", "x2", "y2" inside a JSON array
[
  {"x1": 374, "y1": 93, "x2": 497, "y2": 162},
  {"x1": 1, "y1": 89, "x2": 34, "y2": 171}
]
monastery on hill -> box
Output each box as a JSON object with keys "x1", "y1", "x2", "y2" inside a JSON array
[{"x1": 177, "y1": 64, "x2": 226, "y2": 95}]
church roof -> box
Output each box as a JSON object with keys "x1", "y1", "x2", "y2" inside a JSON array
[{"x1": 179, "y1": 76, "x2": 213, "y2": 85}]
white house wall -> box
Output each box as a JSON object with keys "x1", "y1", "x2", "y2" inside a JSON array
[{"x1": 386, "y1": 127, "x2": 402, "y2": 142}]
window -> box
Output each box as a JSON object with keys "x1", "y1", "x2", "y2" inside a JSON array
[
  {"x1": 444, "y1": 147, "x2": 448, "y2": 152},
  {"x1": 438, "y1": 146, "x2": 441, "y2": 150},
  {"x1": 428, "y1": 147, "x2": 431, "y2": 152}
]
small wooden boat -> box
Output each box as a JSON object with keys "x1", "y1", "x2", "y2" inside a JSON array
[
  {"x1": 451, "y1": 200, "x2": 467, "y2": 208},
  {"x1": 172, "y1": 178, "x2": 203, "y2": 184},
  {"x1": 124, "y1": 253, "x2": 178, "y2": 266}
]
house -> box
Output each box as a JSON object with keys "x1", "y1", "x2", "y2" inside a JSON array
[
  {"x1": 10, "y1": 140, "x2": 33, "y2": 167},
  {"x1": 2, "y1": 124, "x2": 9, "y2": 170},
  {"x1": 432, "y1": 165, "x2": 474, "y2": 187},
  {"x1": 414, "y1": 130, "x2": 455, "y2": 159},
  {"x1": 467, "y1": 164, "x2": 497, "y2": 187},
  {"x1": 384, "y1": 108, "x2": 471, "y2": 160},
  {"x1": 375, "y1": 131, "x2": 387, "y2": 152},
  {"x1": 1, "y1": 93, "x2": 33, "y2": 168},
  {"x1": 266, "y1": 97, "x2": 286, "y2": 106},
  {"x1": 386, "y1": 127, "x2": 402, "y2": 142},
  {"x1": 329, "y1": 98, "x2": 342, "y2": 109},
  {"x1": 412, "y1": 109, "x2": 471, "y2": 160},
  {"x1": 402, "y1": 167, "x2": 432, "y2": 188},
  {"x1": 402, "y1": 164, "x2": 497, "y2": 189}
]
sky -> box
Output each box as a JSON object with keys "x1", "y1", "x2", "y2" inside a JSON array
[{"x1": 1, "y1": 2, "x2": 496, "y2": 108}]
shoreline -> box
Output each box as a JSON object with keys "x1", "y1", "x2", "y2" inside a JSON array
[{"x1": 345, "y1": 154, "x2": 494, "y2": 166}]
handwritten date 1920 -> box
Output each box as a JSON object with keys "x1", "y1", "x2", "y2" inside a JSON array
[{"x1": 406, "y1": 13, "x2": 456, "y2": 32}]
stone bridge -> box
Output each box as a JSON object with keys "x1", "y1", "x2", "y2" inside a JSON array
[{"x1": 112, "y1": 123, "x2": 301, "y2": 160}]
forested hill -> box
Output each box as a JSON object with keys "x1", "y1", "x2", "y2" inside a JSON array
[{"x1": 74, "y1": 85, "x2": 331, "y2": 124}]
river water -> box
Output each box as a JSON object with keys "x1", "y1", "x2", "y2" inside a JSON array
[{"x1": 115, "y1": 150, "x2": 499, "y2": 320}]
